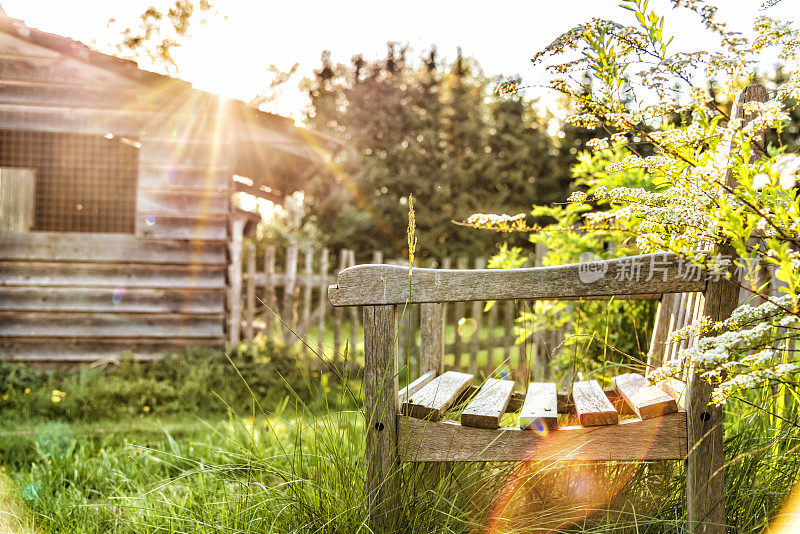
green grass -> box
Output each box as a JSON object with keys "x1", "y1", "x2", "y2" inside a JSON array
[
  {"x1": 0, "y1": 318, "x2": 797, "y2": 533},
  {"x1": 0, "y1": 372, "x2": 797, "y2": 533},
  {"x1": 276, "y1": 313, "x2": 529, "y2": 379}
]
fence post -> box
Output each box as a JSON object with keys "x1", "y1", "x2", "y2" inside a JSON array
[
  {"x1": 503, "y1": 300, "x2": 515, "y2": 374},
  {"x1": 534, "y1": 241, "x2": 549, "y2": 381},
  {"x1": 301, "y1": 248, "x2": 314, "y2": 354},
  {"x1": 348, "y1": 249, "x2": 359, "y2": 358},
  {"x1": 282, "y1": 245, "x2": 299, "y2": 344},
  {"x1": 263, "y1": 245, "x2": 276, "y2": 336},
  {"x1": 333, "y1": 249, "x2": 347, "y2": 364},
  {"x1": 245, "y1": 244, "x2": 256, "y2": 346},
  {"x1": 227, "y1": 217, "x2": 245, "y2": 347},
  {"x1": 317, "y1": 248, "x2": 330, "y2": 357},
  {"x1": 517, "y1": 301, "x2": 531, "y2": 385},
  {"x1": 441, "y1": 257, "x2": 452, "y2": 367}
]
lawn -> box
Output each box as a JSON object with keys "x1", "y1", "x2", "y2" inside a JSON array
[{"x1": 0, "y1": 352, "x2": 798, "y2": 533}]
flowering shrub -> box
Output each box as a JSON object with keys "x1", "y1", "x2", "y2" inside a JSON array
[{"x1": 479, "y1": 0, "x2": 799, "y2": 403}]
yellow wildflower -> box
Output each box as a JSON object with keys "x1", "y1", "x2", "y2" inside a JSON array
[
  {"x1": 142, "y1": 405, "x2": 150, "y2": 413},
  {"x1": 2, "y1": 394, "x2": 8, "y2": 401},
  {"x1": 51, "y1": 396, "x2": 61, "y2": 403},
  {"x1": 23, "y1": 388, "x2": 30, "y2": 395}
]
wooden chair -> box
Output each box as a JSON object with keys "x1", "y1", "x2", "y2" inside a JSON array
[{"x1": 328, "y1": 84, "x2": 769, "y2": 533}]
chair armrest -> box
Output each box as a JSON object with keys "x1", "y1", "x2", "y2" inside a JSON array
[{"x1": 328, "y1": 253, "x2": 706, "y2": 306}]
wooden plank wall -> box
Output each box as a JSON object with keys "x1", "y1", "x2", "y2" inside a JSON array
[
  {"x1": 0, "y1": 233, "x2": 227, "y2": 361},
  {"x1": 0, "y1": 32, "x2": 232, "y2": 362}
]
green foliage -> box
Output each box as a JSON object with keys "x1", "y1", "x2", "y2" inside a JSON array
[
  {"x1": 482, "y1": 144, "x2": 658, "y2": 378},
  {"x1": 482, "y1": 1, "x2": 800, "y2": 403},
  {"x1": 303, "y1": 46, "x2": 577, "y2": 260},
  {"x1": 250, "y1": 191, "x2": 322, "y2": 250},
  {"x1": 98, "y1": 0, "x2": 215, "y2": 75},
  {"x1": 0, "y1": 379, "x2": 796, "y2": 532},
  {"x1": 0, "y1": 342, "x2": 322, "y2": 422}
]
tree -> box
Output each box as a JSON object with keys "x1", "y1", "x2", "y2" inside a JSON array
[
  {"x1": 96, "y1": 0, "x2": 215, "y2": 75},
  {"x1": 477, "y1": 0, "x2": 800, "y2": 405},
  {"x1": 303, "y1": 46, "x2": 572, "y2": 260}
]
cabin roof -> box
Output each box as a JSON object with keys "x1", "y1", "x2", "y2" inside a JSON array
[{"x1": 0, "y1": 10, "x2": 342, "y2": 200}]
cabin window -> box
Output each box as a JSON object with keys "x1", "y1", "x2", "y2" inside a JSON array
[
  {"x1": 0, "y1": 130, "x2": 138, "y2": 233},
  {"x1": 0, "y1": 167, "x2": 35, "y2": 232}
]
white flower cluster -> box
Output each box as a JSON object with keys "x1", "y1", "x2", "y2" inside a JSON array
[
  {"x1": 565, "y1": 113, "x2": 601, "y2": 130},
  {"x1": 567, "y1": 191, "x2": 588, "y2": 203},
  {"x1": 465, "y1": 212, "x2": 531, "y2": 233},
  {"x1": 776, "y1": 71, "x2": 800, "y2": 102},
  {"x1": 648, "y1": 360, "x2": 685, "y2": 383},
  {"x1": 586, "y1": 137, "x2": 610, "y2": 150},
  {"x1": 466, "y1": 213, "x2": 526, "y2": 225},
  {"x1": 774, "y1": 154, "x2": 800, "y2": 189},
  {"x1": 686, "y1": 321, "x2": 775, "y2": 367},
  {"x1": 722, "y1": 294, "x2": 798, "y2": 329},
  {"x1": 741, "y1": 348, "x2": 777, "y2": 366},
  {"x1": 648, "y1": 125, "x2": 708, "y2": 149},
  {"x1": 741, "y1": 100, "x2": 791, "y2": 137},
  {"x1": 712, "y1": 362, "x2": 800, "y2": 405},
  {"x1": 667, "y1": 315, "x2": 713, "y2": 343}
]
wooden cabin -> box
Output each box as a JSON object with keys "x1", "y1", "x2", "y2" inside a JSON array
[{"x1": 0, "y1": 11, "x2": 341, "y2": 363}]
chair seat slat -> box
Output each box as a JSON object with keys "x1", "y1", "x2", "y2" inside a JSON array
[
  {"x1": 403, "y1": 371, "x2": 473, "y2": 421},
  {"x1": 461, "y1": 378, "x2": 515, "y2": 429},
  {"x1": 398, "y1": 370, "x2": 437, "y2": 405},
  {"x1": 573, "y1": 380, "x2": 619, "y2": 426},
  {"x1": 518, "y1": 382, "x2": 558, "y2": 430},
  {"x1": 613, "y1": 373, "x2": 679, "y2": 420}
]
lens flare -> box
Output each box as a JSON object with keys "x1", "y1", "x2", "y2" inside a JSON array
[
  {"x1": 767, "y1": 477, "x2": 800, "y2": 532},
  {"x1": 36, "y1": 422, "x2": 76, "y2": 461},
  {"x1": 21, "y1": 483, "x2": 39, "y2": 502},
  {"x1": 485, "y1": 413, "x2": 665, "y2": 532},
  {"x1": 457, "y1": 317, "x2": 478, "y2": 338},
  {"x1": 523, "y1": 417, "x2": 549, "y2": 437},
  {"x1": 112, "y1": 284, "x2": 126, "y2": 304},
  {"x1": 145, "y1": 215, "x2": 156, "y2": 226}
]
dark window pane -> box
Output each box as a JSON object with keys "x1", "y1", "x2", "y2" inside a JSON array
[{"x1": 0, "y1": 130, "x2": 138, "y2": 233}]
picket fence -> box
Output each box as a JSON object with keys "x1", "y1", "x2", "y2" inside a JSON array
[{"x1": 233, "y1": 244, "x2": 562, "y2": 381}]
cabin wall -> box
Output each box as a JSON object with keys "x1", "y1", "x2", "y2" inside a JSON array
[
  {"x1": 0, "y1": 233, "x2": 228, "y2": 361},
  {"x1": 0, "y1": 29, "x2": 233, "y2": 362}
]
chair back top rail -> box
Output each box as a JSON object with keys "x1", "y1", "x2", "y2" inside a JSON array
[{"x1": 329, "y1": 252, "x2": 706, "y2": 306}]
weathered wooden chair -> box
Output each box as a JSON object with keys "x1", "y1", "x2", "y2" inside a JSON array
[{"x1": 328, "y1": 84, "x2": 768, "y2": 533}]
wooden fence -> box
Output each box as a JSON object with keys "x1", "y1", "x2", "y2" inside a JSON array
[{"x1": 234, "y1": 245, "x2": 561, "y2": 380}]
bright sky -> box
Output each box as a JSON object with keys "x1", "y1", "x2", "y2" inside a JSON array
[{"x1": 2, "y1": 0, "x2": 796, "y2": 120}]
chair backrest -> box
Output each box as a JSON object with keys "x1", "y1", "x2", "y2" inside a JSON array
[{"x1": 647, "y1": 291, "x2": 704, "y2": 372}]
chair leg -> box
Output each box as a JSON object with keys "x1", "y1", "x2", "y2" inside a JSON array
[
  {"x1": 363, "y1": 305, "x2": 399, "y2": 532},
  {"x1": 686, "y1": 371, "x2": 725, "y2": 534}
]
